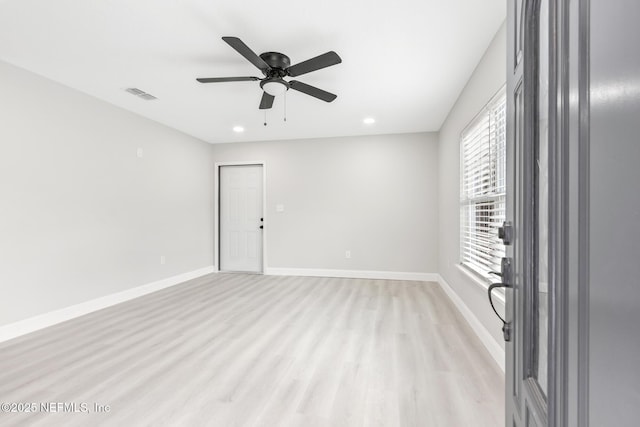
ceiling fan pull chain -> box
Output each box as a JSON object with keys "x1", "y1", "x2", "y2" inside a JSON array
[
  {"x1": 284, "y1": 92, "x2": 287, "y2": 122},
  {"x1": 264, "y1": 110, "x2": 267, "y2": 127}
]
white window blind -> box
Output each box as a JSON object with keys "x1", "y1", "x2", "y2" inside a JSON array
[{"x1": 460, "y1": 88, "x2": 506, "y2": 281}]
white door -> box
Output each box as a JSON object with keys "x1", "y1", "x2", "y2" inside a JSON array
[{"x1": 219, "y1": 165, "x2": 263, "y2": 273}]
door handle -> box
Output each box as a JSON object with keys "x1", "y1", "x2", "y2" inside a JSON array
[
  {"x1": 487, "y1": 256, "x2": 513, "y2": 341},
  {"x1": 259, "y1": 225, "x2": 263, "y2": 229},
  {"x1": 488, "y1": 282, "x2": 512, "y2": 341}
]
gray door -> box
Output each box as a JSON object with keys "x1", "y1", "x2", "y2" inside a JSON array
[
  {"x1": 589, "y1": 2, "x2": 640, "y2": 426},
  {"x1": 506, "y1": 1, "x2": 640, "y2": 426},
  {"x1": 505, "y1": 0, "x2": 553, "y2": 425}
]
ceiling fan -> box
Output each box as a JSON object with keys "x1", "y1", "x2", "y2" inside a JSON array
[{"x1": 197, "y1": 37, "x2": 342, "y2": 110}]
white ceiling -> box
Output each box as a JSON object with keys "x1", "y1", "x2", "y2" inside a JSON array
[{"x1": 0, "y1": 0, "x2": 505, "y2": 144}]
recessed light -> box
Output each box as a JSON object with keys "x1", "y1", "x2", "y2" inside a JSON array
[
  {"x1": 363, "y1": 117, "x2": 376, "y2": 124},
  {"x1": 233, "y1": 126, "x2": 245, "y2": 133}
]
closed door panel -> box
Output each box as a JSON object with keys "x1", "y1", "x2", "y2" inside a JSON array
[
  {"x1": 219, "y1": 165, "x2": 263, "y2": 273},
  {"x1": 506, "y1": 0, "x2": 552, "y2": 425}
]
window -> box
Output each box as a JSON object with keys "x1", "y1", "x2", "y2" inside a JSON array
[{"x1": 460, "y1": 88, "x2": 507, "y2": 282}]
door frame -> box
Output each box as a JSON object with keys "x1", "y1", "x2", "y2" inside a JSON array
[{"x1": 214, "y1": 161, "x2": 267, "y2": 273}]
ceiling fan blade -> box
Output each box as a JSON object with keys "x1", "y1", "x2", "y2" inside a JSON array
[
  {"x1": 286, "y1": 51, "x2": 342, "y2": 77},
  {"x1": 289, "y1": 80, "x2": 337, "y2": 102},
  {"x1": 259, "y1": 92, "x2": 275, "y2": 109},
  {"x1": 196, "y1": 77, "x2": 260, "y2": 83},
  {"x1": 222, "y1": 36, "x2": 271, "y2": 72}
]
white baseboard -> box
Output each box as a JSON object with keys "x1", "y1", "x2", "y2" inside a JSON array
[
  {"x1": 436, "y1": 274, "x2": 505, "y2": 372},
  {"x1": 264, "y1": 267, "x2": 438, "y2": 282},
  {"x1": 0, "y1": 266, "x2": 215, "y2": 344}
]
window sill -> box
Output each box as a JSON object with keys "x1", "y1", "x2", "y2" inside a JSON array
[{"x1": 456, "y1": 264, "x2": 506, "y2": 305}]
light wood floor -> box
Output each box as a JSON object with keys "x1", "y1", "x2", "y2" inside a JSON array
[{"x1": 0, "y1": 274, "x2": 504, "y2": 426}]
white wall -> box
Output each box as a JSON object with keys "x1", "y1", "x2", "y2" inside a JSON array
[
  {"x1": 0, "y1": 60, "x2": 214, "y2": 327},
  {"x1": 211, "y1": 133, "x2": 439, "y2": 275},
  {"x1": 438, "y1": 23, "x2": 507, "y2": 351}
]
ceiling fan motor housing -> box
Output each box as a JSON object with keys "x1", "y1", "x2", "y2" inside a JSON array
[
  {"x1": 259, "y1": 52, "x2": 290, "y2": 77},
  {"x1": 259, "y1": 52, "x2": 291, "y2": 96}
]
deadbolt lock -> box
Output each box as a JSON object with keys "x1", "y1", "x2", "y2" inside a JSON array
[{"x1": 498, "y1": 221, "x2": 513, "y2": 245}]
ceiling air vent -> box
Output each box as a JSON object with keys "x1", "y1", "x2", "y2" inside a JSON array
[{"x1": 125, "y1": 88, "x2": 157, "y2": 100}]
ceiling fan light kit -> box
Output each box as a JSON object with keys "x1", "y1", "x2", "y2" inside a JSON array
[
  {"x1": 196, "y1": 36, "x2": 341, "y2": 114},
  {"x1": 260, "y1": 78, "x2": 289, "y2": 96}
]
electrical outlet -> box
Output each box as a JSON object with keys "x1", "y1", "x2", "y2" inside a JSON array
[
  {"x1": 345, "y1": 250, "x2": 351, "y2": 259},
  {"x1": 137, "y1": 148, "x2": 144, "y2": 158},
  {"x1": 160, "y1": 255, "x2": 166, "y2": 265}
]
